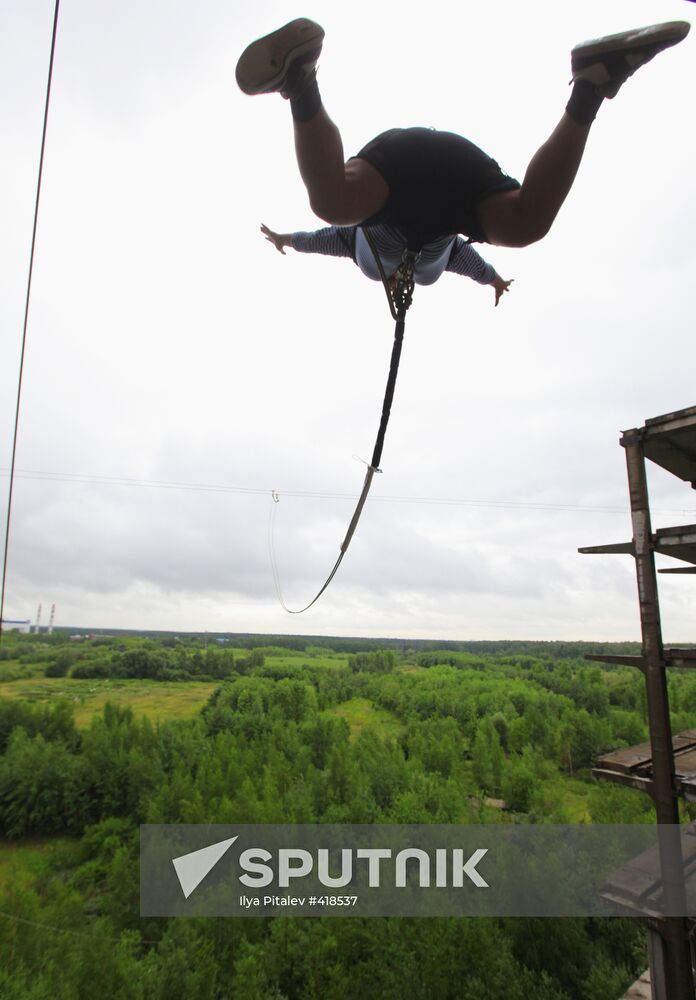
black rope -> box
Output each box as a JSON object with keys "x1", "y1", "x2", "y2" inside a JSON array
[
  {"x1": 271, "y1": 229, "x2": 416, "y2": 613},
  {"x1": 0, "y1": 0, "x2": 61, "y2": 645},
  {"x1": 363, "y1": 227, "x2": 416, "y2": 473}
]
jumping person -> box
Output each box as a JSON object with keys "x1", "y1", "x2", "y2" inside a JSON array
[{"x1": 236, "y1": 18, "x2": 689, "y2": 270}]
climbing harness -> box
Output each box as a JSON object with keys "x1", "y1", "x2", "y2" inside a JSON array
[{"x1": 269, "y1": 232, "x2": 419, "y2": 613}]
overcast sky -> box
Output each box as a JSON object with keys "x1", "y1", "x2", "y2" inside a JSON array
[{"x1": 1, "y1": 0, "x2": 695, "y2": 640}]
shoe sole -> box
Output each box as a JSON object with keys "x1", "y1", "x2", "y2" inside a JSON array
[
  {"x1": 572, "y1": 20, "x2": 690, "y2": 66},
  {"x1": 236, "y1": 18, "x2": 325, "y2": 95}
]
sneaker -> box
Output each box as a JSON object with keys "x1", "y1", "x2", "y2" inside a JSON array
[
  {"x1": 571, "y1": 20, "x2": 690, "y2": 98},
  {"x1": 235, "y1": 18, "x2": 324, "y2": 97}
]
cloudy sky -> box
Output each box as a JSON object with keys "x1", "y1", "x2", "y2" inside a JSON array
[{"x1": 1, "y1": 0, "x2": 695, "y2": 640}]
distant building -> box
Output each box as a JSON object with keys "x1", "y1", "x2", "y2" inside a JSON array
[{"x1": 1, "y1": 619, "x2": 31, "y2": 633}]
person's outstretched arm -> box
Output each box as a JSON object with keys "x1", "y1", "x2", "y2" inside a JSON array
[
  {"x1": 490, "y1": 273, "x2": 514, "y2": 307},
  {"x1": 446, "y1": 238, "x2": 514, "y2": 307},
  {"x1": 261, "y1": 224, "x2": 293, "y2": 254},
  {"x1": 261, "y1": 223, "x2": 354, "y2": 258}
]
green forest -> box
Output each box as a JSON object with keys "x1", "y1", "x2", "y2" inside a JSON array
[{"x1": 2, "y1": 630, "x2": 695, "y2": 999}]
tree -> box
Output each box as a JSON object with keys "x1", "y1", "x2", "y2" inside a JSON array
[
  {"x1": 472, "y1": 718, "x2": 503, "y2": 795},
  {"x1": 502, "y1": 756, "x2": 535, "y2": 812}
]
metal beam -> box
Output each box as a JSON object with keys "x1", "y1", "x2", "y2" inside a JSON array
[
  {"x1": 585, "y1": 653, "x2": 645, "y2": 668},
  {"x1": 585, "y1": 649, "x2": 696, "y2": 669},
  {"x1": 592, "y1": 767, "x2": 655, "y2": 796},
  {"x1": 578, "y1": 541, "x2": 634, "y2": 555}
]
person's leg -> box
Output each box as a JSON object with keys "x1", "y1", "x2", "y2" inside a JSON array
[
  {"x1": 479, "y1": 109, "x2": 593, "y2": 248},
  {"x1": 236, "y1": 19, "x2": 389, "y2": 226},
  {"x1": 292, "y1": 108, "x2": 390, "y2": 226},
  {"x1": 478, "y1": 20, "x2": 690, "y2": 248}
]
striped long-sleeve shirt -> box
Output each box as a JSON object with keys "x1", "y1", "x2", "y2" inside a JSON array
[{"x1": 291, "y1": 224, "x2": 496, "y2": 287}]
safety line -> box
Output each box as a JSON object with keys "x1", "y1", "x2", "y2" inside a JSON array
[{"x1": 0, "y1": 0, "x2": 61, "y2": 644}]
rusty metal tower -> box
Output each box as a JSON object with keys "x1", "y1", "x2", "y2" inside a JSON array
[{"x1": 580, "y1": 405, "x2": 696, "y2": 1000}]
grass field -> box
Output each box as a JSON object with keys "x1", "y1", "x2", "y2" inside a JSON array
[
  {"x1": 0, "y1": 659, "x2": 49, "y2": 681},
  {"x1": 0, "y1": 644, "x2": 354, "y2": 730},
  {"x1": 327, "y1": 697, "x2": 404, "y2": 742},
  {"x1": 0, "y1": 837, "x2": 82, "y2": 891},
  {"x1": 0, "y1": 677, "x2": 218, "y2": 728},
  {"x1": 535, "y1": 775, "x2": 593, "y2": 822}
]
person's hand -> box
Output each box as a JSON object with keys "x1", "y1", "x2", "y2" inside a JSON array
[
  {"x1": 261, "y1": 223, "x2": 290, "y2": 255},
  {"x1": 492, "y1": 274, "x2": 514, "y2": 307}
]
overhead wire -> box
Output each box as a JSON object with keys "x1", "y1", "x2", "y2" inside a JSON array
[
  {"x1": 0, "y1": 908, "x2": 160, "y2": 947},
  {"x1": 0, "y1": 0, "x2": 61, "y2": 644},
  {"x1": 2, "y1": 467, "x2": 694, "y2": 517}
]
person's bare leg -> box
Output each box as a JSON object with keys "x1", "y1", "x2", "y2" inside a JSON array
[
  {"x1": 236, "y1": 18, "x2": 388, "y2": 226},
  {"x1": 479, "y1": 112, "x2": 592, "y2": 248},
  {"x1": 292, "y1": 107, "x2": 389, "y2": 226}
]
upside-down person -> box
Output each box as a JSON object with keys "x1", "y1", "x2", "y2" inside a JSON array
[
  {"x1": 259, "y1": 222, "x2": 514, "y2": 305},
  {"x1": 236, "y1": 17, "x2": 689, "y2": 296}
]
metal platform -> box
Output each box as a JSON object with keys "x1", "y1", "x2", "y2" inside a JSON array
[
  {"x1": 639, "y1": 406, "x2": 696, "y2": 488},
  {"x1": 594, "y1": 731, "x2": 696, "y2": 802},
  {"x1": 602, "y1": 822, "x2": 696, "y2": 919},
  {"x1": 655, "y1": 526, "x2": 696, "y2": 566}
]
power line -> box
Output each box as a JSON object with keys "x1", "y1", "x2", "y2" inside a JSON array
[
  {"x1": 0, "y1": 1, "x2": 61, "y2": 645},
  {"x1": 2, "y1": 466, "x2": 695, "y2": 517}
]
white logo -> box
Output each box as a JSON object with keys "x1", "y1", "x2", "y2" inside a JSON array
[{"x1": 172, "y1": 837, "x2": 238, "y2": 899}]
